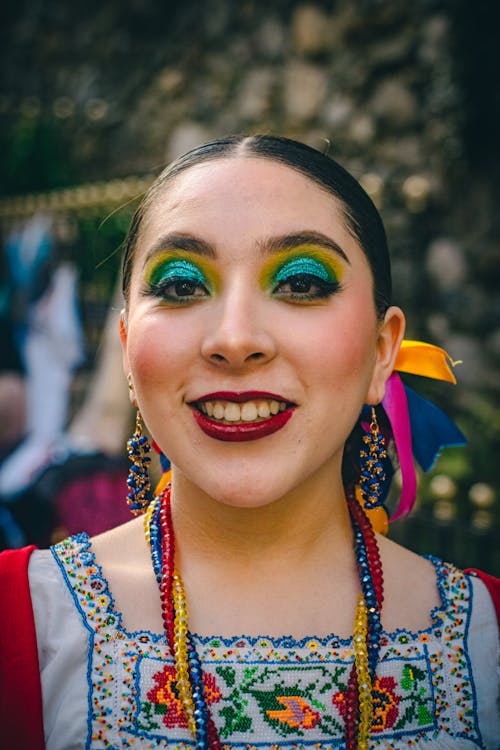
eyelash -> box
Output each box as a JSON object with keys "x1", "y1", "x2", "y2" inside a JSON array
[
  {"x1": 147, "y1": 276, "x2": 210, "y2": 304},
  {"x1": 145, "y1": 258, "x2": 341, "y2": 304},
  {"x1": 272, "y1": 272, "x2": 341, "y2": 302}
]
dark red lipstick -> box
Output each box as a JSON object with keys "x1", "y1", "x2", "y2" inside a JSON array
[{"x1": 189, "y1": 391, "x2": 295, "y2": 442}]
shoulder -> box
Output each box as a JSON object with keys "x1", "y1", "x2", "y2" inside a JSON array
[
  {"x1": 464, "y1": 568, "x2": 500, "y2": 628},
  {"x1": 28, "y1": 545, "x2": 90, "y2": 651},
  {"x1": 90, "y1": 515, "x2": 145, "y2": 562},
  {"x1": 377, "y1": 535, "x2": 442, "y2": 631},
  {"x1": 27, "y1": 546, "x2": 90, "y2": 748}
]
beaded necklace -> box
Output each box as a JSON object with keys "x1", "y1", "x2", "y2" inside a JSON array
[{"x1": 144, "y1": 487, "x2": 384, "y2": 750}]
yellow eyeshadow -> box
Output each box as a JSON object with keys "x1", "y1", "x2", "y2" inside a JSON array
[
  {"x1": 259, "y1": 246, "x2": 344, "y2": 290},
  {"x1": 143, "y1": 250, "x2": 220, "y2": 291}
]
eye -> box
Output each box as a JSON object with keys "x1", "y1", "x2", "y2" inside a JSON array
[
  {"x1": 144, "y1": 257, "x2": 211, "y2": 305},
  {"x1": 149, "y1": 276, "x2": 209, "y2": 303},
  {"x1": 273, "y1": 272, "x2": 340, "y2": 301},
  {"x1": 269, "y1": 254, "x2": 342, "y2": 303}
]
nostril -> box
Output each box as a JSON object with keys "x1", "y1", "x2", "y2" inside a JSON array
[
  {"x1": 248, "y1": 352, "x2": 265, "y2": 361},
  {"x1": 210, "y1": 353, "x2": 226, "y2": 362}
]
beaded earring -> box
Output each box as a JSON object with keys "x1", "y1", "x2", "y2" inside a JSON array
[
  {"x1": 126, "y1": 410, "x2": 152, "y2": 515},
  {"x1": 359, "y1": 406, "x2": 387, "y2": 510}
]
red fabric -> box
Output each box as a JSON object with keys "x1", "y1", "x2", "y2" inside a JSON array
[
  {"x1": 465, "y1": 567, "x2": 500, "y2": 628},
  {"x1": 0, "y1": 545, "x2": 45, "y2": 750}
]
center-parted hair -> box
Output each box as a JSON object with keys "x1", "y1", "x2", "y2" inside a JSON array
[{"x1": 121, "y1": 134, "x2": 392, "y2": 317}]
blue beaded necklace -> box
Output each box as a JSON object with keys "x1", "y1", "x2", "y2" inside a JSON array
[{"x1": 146, "y1": 487, "x2": 384, "y2": 750}]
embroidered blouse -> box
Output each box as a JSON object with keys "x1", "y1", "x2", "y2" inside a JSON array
[{"x1": 29, "y1": 534, "x2": 499, "y2": 749}]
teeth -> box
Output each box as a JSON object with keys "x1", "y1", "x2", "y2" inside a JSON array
[
  {"x1": 213, "y1": 402, "x2": 225, "y2": 420},
  {"x1": 241, "y1": 402, "x2": 258, "y2": 422},
  {"x1": 256, "y1": 400, "x2": 270, "y2": 418},
  {"x1": 224, "y1": 402, "x2": 240, "y2": 422},
  {"x1": 198, "y1": 399, "x2": 289, "y2": 423}
]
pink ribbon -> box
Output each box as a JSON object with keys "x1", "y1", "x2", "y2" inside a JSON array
[{"x1": 381, "y1": 372, "x2": 416, "y2": 520}]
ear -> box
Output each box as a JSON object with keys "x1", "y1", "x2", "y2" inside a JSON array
[
  {"x1": 366, "y1": 306, "x2": 406, "y2": 405},
  {"x1": 119, "y1": 309, "x2": 135, "y2": 405}
]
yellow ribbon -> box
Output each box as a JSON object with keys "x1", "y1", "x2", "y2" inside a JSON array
[{"x1": 394, "y1": 340, "x2": 460, "y2": 384}]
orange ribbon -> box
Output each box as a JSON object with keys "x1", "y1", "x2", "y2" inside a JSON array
[{"x1": 395, "y1": 340, "x2": 460, "y2": 383}]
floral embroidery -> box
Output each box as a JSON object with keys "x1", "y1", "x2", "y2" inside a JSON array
[
  {"x1": 143, "y1": 665, "x2": 222, "y2": 730},
  {"x1": 371, "y1": 676, "x2": 400, "y2": 732},
  {"x1": 266, "y1": 696, "x2": 321, "y2": 730},
  {"x1": 50, "y1": 536, "x2": 483, "y2": 749},
  {"x1": 332, "y1": 676, "x2": 401, "y2": 734}
]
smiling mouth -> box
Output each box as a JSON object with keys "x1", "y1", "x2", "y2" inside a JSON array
[
  {"x1": 194, "y1": 397, "x2": 288, "y2": 424},
  {"x1": 189, "y1": 392, "x2": 296, "y2": 442}
]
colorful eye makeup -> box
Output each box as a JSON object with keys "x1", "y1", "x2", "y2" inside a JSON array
[
  {"x1": 261, "y1": 246, "x2": 344, "y2": 302},
  {"x1": 143, "y1": 251, "x2": 217, "y2": 304},
  {"x1": 142, "y1": 244, "x2": 344, "y2": 305}
]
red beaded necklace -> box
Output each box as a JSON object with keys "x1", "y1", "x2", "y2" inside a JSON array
[{"x1": 145, "y1": 487, "x2": 384, "y2": 749}]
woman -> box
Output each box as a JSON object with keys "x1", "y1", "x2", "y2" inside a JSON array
[{"x1": 2, "y1": 135, "x2": 499, "y2": 749}]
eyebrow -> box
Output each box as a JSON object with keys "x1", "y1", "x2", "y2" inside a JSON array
[
  {"x1": 143, "y1": 230, "x2": 350, "y2": 265},
  {"x1": 261, "y1": 232, "x2": 350, "y2": 264},
  {"x1": 143, "y1": 234, "x2": 216, "y2": 266}
]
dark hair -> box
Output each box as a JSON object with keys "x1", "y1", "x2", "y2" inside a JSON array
[{"x1": 121, "y1": 134, "x2": 392, "y2": 317}]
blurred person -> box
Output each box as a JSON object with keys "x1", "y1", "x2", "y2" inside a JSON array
[
  {"x1": 1, "y1": 136, "x2": 498, "y2": 749},
  {"x1": 0, "y1": 236, "x2": 26, "y2": 454},
  {"x1": 0, "y1": 214, "x2": 84, "y2": 498}
]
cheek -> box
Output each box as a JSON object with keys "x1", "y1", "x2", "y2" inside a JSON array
[
  {"x1": 126, "y1": 313, "x2": 200, "y2": 392},
  {"x1": 286, "y1": 303, "x2": 378, "y2": 392}
]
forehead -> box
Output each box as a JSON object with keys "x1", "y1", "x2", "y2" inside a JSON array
[{"x1": 137, "y1": 156, "x2": 361, "y2": 264}]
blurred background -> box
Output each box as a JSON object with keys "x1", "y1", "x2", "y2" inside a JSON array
[{"x1": 0, "y1": 0, "x2": 498, "y2": 572}]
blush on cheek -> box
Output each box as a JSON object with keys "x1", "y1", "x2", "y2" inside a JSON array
[
  {"x1": 127, "y1": 320, "x2": 197, "y2": 390},
  {"x1": 322, "y1": 324, "x2": 377, "y2": 398}
]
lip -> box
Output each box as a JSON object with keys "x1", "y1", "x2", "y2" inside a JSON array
[{"x1": 192, "y1": 407, "x2": 294, "y2": 442}]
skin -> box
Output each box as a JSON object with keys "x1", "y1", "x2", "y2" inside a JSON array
[{"x1": 93, "y1": 157, "x2": 440, "y2": 639}]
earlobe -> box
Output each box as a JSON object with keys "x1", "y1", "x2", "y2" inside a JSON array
[{"x1": 367, "y1": 306, "x2": 406, "y2": 405}]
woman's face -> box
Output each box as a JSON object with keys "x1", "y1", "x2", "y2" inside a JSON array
[{"x1": 121, "y1": 157, "x2": 404, "y2": 508}]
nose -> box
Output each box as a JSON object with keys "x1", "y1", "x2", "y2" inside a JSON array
[{"x1": 200, "y1": 284, "x2": 277, "y2": 369}]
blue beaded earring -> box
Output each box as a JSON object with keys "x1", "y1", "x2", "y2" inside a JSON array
[
  {"x1": 126, "y1": 376, "x2": 151, "y2": 516},
  {"x1": 359, "y1": 406, "x2": 387, "y2": 510}
]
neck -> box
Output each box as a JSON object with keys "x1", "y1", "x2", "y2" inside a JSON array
[{"x1": 170, "y1": 468, "x2": 354, "y2": 570}]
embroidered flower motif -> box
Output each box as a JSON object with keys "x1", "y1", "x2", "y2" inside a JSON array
[
  {"x1": 419, "y1": 633, "x2": 430, "y2": 643},
  {"x1": 203, "y1": 672, "x2": 223, "y2": 705},
  {"x1": 267, "y1": 696, "x2": 320, "y2": 729},
  {"x1": 371, "y1": 676, "x2": 401, "y2": 732},
  {"x1": 333, "y1": 676, "x2": 400, "y2": 734},
  {"x1": 147, "y1": 666, "x2": 222, "y2": 728},
  {"x1": 147, "y1": 666, "x2": 185, "y2": 728}
]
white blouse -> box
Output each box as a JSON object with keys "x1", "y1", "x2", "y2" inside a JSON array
[{"x1": 29, "y1": 534, "x2": 500, "y2": 749}]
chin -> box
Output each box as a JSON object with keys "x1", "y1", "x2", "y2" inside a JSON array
[{"x1": 175, "y1": 464, "x2": 297, "y2": 511}]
